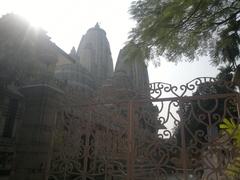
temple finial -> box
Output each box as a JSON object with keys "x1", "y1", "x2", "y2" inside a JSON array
[{"x1": 95, "y1": 22, "x2": 100, "y2": 28}]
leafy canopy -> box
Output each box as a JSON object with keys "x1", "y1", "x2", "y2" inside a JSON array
[{"x1": 129, "y1": 0, "x2": 240, "y2": 66}]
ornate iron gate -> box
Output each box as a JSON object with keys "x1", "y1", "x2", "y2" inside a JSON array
[{"x1": 49, "y1": 78, "x2": 240, "y2": 180}]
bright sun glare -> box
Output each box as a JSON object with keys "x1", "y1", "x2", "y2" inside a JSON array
[
  {"x1": 2, "y1": 0, "x2": 137, "y2": 63},
  {"x1": 7, "y1": 0, "x2": 70, "y2": 29}
]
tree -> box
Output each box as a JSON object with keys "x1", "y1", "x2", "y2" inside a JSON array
[
  {"x1": 129, "y1": 0, "x2": 240, "y2": 66},
  {"x1": 216, "y1": 65, "x2": 234, "y2": 81}
]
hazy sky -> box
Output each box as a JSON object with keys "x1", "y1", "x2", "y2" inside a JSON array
[{"x1": 1, "y1": 0, "x2": 219, "y2": 85}]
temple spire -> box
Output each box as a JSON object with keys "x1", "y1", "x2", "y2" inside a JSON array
[
  {"x1": 69, "y1": 46, "x2": 78, "y2": 60},
  {"x1": 95, "y1": 22, "x2": 100, "y2": 28},
  {"x1": 76, "y1": 24, "x2": 113, "y2": 87},
  {"x1": 70, "y1": 47, "x2": 76, "y2": 55},
  {"x1": 115, "y1": 42, "x2": 149, "y2": 95}
]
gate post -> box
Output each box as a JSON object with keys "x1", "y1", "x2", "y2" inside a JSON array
[
  {"x1": 237, "y1": 94, "x2": 240, "y2": 119},
  {"x1": 178, "y1": 100, "x2": 188, "y2": 180},
  {"x1": 127, "y1": 101, "x2": 134, "y2": 180}
]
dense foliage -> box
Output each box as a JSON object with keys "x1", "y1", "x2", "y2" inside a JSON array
[
  {"x1": 129, "y1": 0, "x2": 240, "y2": 66},
  {"x1": 220, "y1": 118, "x2": 240, "y2": 178}
]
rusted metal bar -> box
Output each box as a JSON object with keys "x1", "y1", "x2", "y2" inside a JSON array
[
  {"x1": 64, "y1": 93, "x2": 238, "y2": 108},
  {"x1": 127, "y1": 101, "x2": 134, "y2": 180},
  {"x1": 83, "y1": 109, "x2": 92, "y2": 180}
]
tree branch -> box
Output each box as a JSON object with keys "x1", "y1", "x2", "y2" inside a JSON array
[
  {"x1": 175, "y1": 0, "x2": 203, "y2": 29},
  {"x1": 214, "y1": 10, "x2": 240, "y2": 25}
]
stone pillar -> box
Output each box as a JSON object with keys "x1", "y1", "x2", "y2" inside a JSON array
[{"x1": 12, "y1": 84, "x2": 63, "y2": 180}]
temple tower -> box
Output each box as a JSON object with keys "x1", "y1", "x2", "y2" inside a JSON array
[
  {"x1": 76, "y1": 23, "x2": 113, "y2": 87},
  {"x1": 115, "y1": 43, "x2": 149, "y2": 96}
]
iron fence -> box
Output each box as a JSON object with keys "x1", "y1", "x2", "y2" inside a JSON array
[{"x1": 47, "y1": 77, "x2": 240, "y2": 180}]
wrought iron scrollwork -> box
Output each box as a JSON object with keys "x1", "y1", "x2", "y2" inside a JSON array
[{"x1": 49, "y1": 78, "x2": 240, "y2": 180}]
